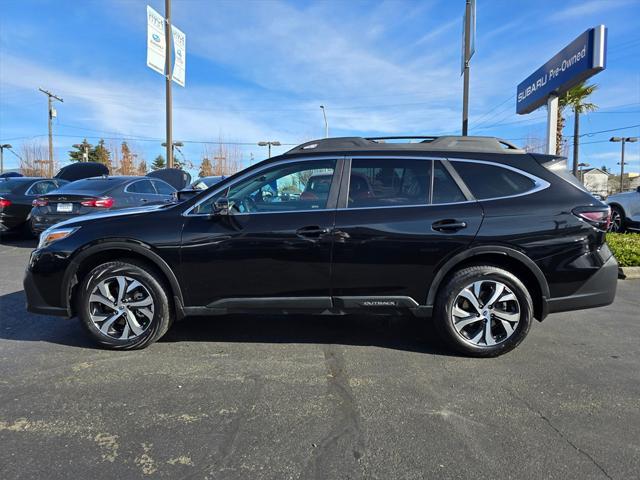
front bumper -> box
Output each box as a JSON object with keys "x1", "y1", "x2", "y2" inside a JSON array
[
  {"x1": 24, "y1": 267, "x2": 69, "y2": 317},
  {"x1": 546, "y1": 254, "x2": 618, "y2": 314}
]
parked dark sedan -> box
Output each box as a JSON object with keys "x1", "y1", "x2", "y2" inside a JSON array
[
  {"x1": 0, "y1": 177, "x2": 68, "y2": 234},
  {"x1": 30, "y1": 176, "x2": 176, "y2": 234}
]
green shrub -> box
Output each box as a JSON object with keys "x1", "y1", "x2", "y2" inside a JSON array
[{"x1": 607, "y1": 233, "x2": 640, "y2": 267}]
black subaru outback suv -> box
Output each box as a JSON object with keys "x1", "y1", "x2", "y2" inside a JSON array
[{"x1": 24, "y1": 136, "x2": 617, "y2": 356}]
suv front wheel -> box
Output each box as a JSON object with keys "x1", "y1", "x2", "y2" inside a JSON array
[
  {"x1": 434, "y1": 265, "x2": 533, "y2": 357},
  {"x1": 76, "y1": 260, "x2": 174, "y2": 349}
]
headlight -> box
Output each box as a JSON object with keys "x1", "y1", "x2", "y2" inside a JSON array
[{"x1": 38, "y1": 227, "x2": 80, "y2": 249}]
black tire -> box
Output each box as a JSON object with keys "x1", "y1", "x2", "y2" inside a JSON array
[
  {"x1": 434, "y1": 265, "x2": 533, "y2": 357},
  {"x1": 76, "y1": 260, "x2": 173, "y2": 350},
  {"x1": 609, "y1": 205, "x2": 626, "y2": 233}
]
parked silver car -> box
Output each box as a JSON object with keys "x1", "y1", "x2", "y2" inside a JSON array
[{"x1": 607, "y1": 186, "x2": 640, "y2": 232}]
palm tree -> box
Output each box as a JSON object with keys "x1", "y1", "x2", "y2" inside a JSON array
[{"x1": 557, "y1": 82, "x2": 598, "y2": 176}]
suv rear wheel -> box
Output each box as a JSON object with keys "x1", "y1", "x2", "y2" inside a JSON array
[
  {"x1": 434, "y1": 265, "x2": 533, "y2": 357},
  {"x1": 76, "y1": 260, "x2": 173, "y2": 349}
]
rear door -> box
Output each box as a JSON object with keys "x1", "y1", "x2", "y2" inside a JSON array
[
  {"x1": 150, "y1": 179, "x2": 177, "y2": 204},
  {"x1": 124, "y1": 179, "x2": 157, "y2": 206},
  {"x1": 330, "y1": 157, "x2": 483, "y2": 307}
]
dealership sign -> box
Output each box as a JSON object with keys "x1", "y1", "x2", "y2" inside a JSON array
[
  {"x1": 516, "y1": 25, "x2": 607, "y2": 114},
  {"x1": 146, "y1": 5, "x2": 186, "y2": 87}
]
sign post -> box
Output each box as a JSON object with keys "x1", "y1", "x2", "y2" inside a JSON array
[
  {"x1": 461, "y1": 0, "x2": 476, "y2": 136},
  {"x1": 147, "y1": 2, "x2": 186, "y2": 169},
  {"x1": 516, "y1": 25, "x2": 607, "y2": 157}
]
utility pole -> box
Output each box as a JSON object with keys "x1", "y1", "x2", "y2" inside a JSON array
[
  {"x1": 38, "y1": 88, "x2": 63, "y2": 177},
  {"x1": 164, "y1": 0, "x2": 174, "y2": 169},
  {"x1": 0, "y1": 144, "x2": 12, "y2": 174},
  {"x1": 461, "y1": 0, "x2": 472, "y2": 136}
]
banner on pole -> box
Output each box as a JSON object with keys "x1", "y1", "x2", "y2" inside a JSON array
[
  {"x1": 146, "y1": 6, "x2": 165, "y2": 75},
  {"x1": 171, "y1": 25, "x2": 186, "y2": 87}
]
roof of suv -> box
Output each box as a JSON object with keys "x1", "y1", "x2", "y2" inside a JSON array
[{"x1": 284, "y1": 135, "x2": 526, "y2": 156}]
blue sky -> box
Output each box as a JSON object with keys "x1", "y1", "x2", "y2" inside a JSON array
[{"x1": 1, "y1": 0, "x2": 639, "y2": 176}]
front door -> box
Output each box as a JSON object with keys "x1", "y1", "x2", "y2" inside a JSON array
[
  {"x1": 180, "y1": 158, "x2": 341, "y2": 308},
  {"x1": 330, "y1": 157, "x2": 483, "y2": 307}
]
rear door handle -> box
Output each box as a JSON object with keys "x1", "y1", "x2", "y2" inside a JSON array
[
  {"x1": 432, "y1": 219, "x2": 467, "y2": 232},
  {"x1": 296, "y1": 226, "x2": 330, "y2": 237}
]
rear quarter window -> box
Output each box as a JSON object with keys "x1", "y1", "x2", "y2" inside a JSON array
[{"x1": 452, "y1": 161, "x2": 536, "y2": 199}]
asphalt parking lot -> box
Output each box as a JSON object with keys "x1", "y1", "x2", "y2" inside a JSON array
[{"x1": 1, "y1": 235, "x2": 638, "y2": 480}]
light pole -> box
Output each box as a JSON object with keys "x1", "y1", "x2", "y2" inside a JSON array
[
  {"x1": 610, "y1": 137, "x2": 638, "y2": 192},
  {"x1": 258, "y1": 141, "x2": 281, "y2": 158},
  {"x1": 72, "y1": 142, "x2": 92, "y2": 162},
  {"x1": 577, "y1": 162, "x2": 590, "y2": 183},
  {"x1": 0, "y1": 144, "x2": 12, "y2": 174},
  {"x1": 161, "y1": 141, "x2": 184, "y2": 167},
  {"x1": 320, "y1": 105, "x2": 329, "y2": 138}
]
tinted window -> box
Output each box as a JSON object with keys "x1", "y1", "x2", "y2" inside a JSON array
[
  {"x1": 28, "y1": 181, "x2": 58, "y2": 195},
  {"x1": 453, "y1": 162, "x2": 535, "y2": 199},
  {"x1": 56, "y1": 178, "x2": 123, "y2": 193},
  {"x1": 433, "y1": 161, "x2": 466, "y2": 204},
  {"x1": 153, "y1": 180, "x2": 175, "y2": 195},
  {"x1": 127, "y1": 180, "x2": 156, "y2": 194},
  {"x1": 0, "y1": 179, "x2": 31, "y2": 194},
  {"x1": 193, "y1": 160, "x2": 336, "y2": 214},
  {"x1": 348, "y1": 158, "x2": 430, "y2": 208}
]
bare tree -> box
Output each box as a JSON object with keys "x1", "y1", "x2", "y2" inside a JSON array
[
  {"x1": 20, "y1": 140, "x2": 54, "y2": 177},
  {"x1": 201, "y1": 137, "x2": 242, "y2": 176}
]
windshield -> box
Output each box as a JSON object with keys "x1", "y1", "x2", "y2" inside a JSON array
[
  {"x1": 55, "y1": 178, "x2": 123, "y2": 193},
  {"x1": 0, "y1": 179, "x2": 30, "y2": 194}
]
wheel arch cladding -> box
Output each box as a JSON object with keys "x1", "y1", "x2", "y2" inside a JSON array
[
  {"x1": 63, "y1": 242, "x2": 184, "y2": 318},
  {"x1": 427, "y1": 246, "x2": 550, "y2": 321}
]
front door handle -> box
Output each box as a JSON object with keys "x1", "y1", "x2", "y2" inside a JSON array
[
  {"x1": 432, "y1": 219, "x2": 468, "y2": 232},
  {"x1": 296, "y1": 226, "x2": 330, "y2": 237}
]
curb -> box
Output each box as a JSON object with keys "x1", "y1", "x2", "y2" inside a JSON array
[{"x1": 618, "y1": 267, "x2": 640, "y2": 280}]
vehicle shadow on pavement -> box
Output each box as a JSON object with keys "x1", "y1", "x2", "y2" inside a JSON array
[
  {"x1": 0, "y1": 290, "x2": 452, "y2": 355},
  {"x1": 163, "y1": 313, "x2": 454, "y2": 356},
  {"x1": 0, "y1": 291, "x2": 96, "y2": 348}
]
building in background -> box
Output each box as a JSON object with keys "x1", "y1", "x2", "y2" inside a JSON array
[{"x1": 581, "y1": 168, "x2": 609, "y2": 197}]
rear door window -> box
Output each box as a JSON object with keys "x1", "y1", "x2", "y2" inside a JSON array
[
  {"x1": 452, "y1": 161, "x2": 536, "y2": 199},
  {"x1": 127, "y1": 180, "x2": 156, "y2": 194},
  {"x1": 433, "y1": 161, "x2": 466, "y2": 204},
  {"x1": 152, "y1": 180, "x2": 176, "y2": 195},
  {"x1": 347, "y1": 158, "x2": 431, "y2": 208}
]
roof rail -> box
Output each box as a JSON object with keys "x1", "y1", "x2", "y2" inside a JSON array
[
  {"x1": 284, "y1": 135, "x2": 525, "y2": 155},
  {"x1": 366, "y1": 136, "x2": 439, "y2": 143}
]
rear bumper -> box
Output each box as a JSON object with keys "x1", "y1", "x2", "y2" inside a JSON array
[{"x1": 545, "y1": 254, "x2": 618, "y2": 314}]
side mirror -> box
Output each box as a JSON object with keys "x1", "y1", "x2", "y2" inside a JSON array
[
  {"x1": 636, "y1": 186, "x2": 640, "y2": 193},
  {"x1": 213, "y1": 197, "x2": 231, "y2": 216}
]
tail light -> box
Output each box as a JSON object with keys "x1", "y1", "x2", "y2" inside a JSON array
[
  {"x1": 0, "y1": 197, "x2": 11, "y2": 208},
  {"x1": 81, "y1": 197, "x2": 114, "y2": 208},
  {"x1": 572, "y1": 206, "x2": 611, "y2": 231},
  {"x1": 32, "y1": 198, "x2": 48, "y2": 207}
]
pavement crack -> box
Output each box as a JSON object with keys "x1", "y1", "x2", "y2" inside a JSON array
[
  {"x1": 301, "y1": 344, "x2": 365, "y2": 480},
  {"x1": 507, "y1": 389, "x2": 613, "y2": 480}
]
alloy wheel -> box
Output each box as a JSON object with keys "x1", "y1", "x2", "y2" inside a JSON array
[
  {"x1": 451, "y1": 280, "x2": 520, "y2": 347},
  {"x1": 88, "y1": 275, "x2": 154, "y2": 340},
  {"x1": 609, "y1": 210, "x2": 622, "y2": 232}
]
